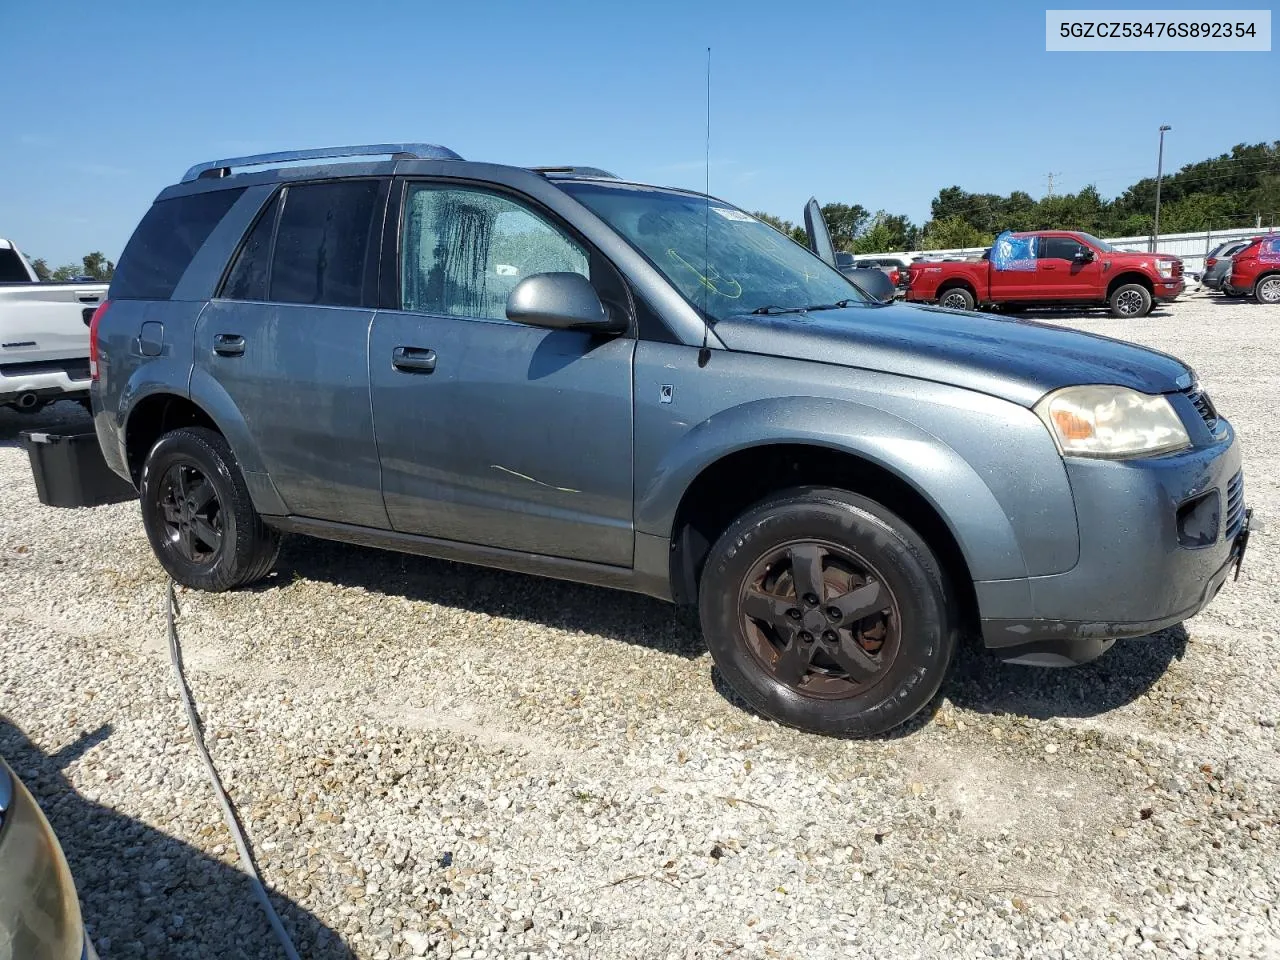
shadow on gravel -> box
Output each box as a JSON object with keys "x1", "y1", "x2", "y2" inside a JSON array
[
  {"x1": 268, "y1": 535, "x2": 1190, "y2": 730},
  {"x1": 944, "y1": 624, "x2": 1189, "y2": 720},
  {"x1": 265, "y1": 536, "x2": 709, "y2": 659},
  {"x1": 0, "y1": 716, "x2": 355, "y2": 960},
  {"x1": 0, "y1": 400, "x2": 90, "y2": 447}
]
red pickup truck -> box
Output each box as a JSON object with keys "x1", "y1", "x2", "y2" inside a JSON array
[
  {"x1": 906, "y1": 231, "x2": 1184, "y2": 318},
  {"x1": 1228, "y1": 235, "x2": 1280, "y2": 304}
]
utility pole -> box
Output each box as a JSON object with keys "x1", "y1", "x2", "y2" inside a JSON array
[
  {"x1": 1152, "y1": 125, "x2": 1171, "y2": 252},
  {"x1": 1046, "y1": 172, "x2": 1061, "y2": 196}
]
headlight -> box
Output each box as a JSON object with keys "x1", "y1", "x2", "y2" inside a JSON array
[
  {"x1": 1035, "y1": 385, "x2": 1190, "y2": 458},
  {"x1": 1157, "y1": 260, "x2": 1176, "y2": 278}
]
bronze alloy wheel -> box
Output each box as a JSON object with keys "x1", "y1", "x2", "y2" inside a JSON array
[{"x1": 737, "y1": 539, "x2": 900, "y2": 699}]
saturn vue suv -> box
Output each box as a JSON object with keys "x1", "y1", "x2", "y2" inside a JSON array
[{"x1": 89, "y1": 144, "x2": 1250, "y2": 737}]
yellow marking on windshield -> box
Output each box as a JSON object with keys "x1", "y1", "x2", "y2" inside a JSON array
[{"x1": 666, "y1": 249, "x2": 742, "y2": 298}]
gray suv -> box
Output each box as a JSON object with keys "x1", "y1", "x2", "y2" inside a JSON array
[{"x1": 91, "y1": 144, "x2": 1249, "y2": 737}]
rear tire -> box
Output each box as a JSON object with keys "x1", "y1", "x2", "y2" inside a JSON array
[
  {"x1": 1255, "y1": 274, "x2": 1280, "y2": 305},
  {"x1": 698, "y1": 487, "x2": 956, "y2": 738},
  {"x1": 139, "y1": 427, "x2": 280, "y2": 591},
  {"x1": 938, "y1": 287, "x2": 975, "y2": 311},
  {"x1": 1109, "y1": 283, "x2": 1152, "y2": 318}
]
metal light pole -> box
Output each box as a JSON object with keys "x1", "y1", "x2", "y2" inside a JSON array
[{"x1": 1152, "y1": 124, "x2": 1171, "y2": 252}]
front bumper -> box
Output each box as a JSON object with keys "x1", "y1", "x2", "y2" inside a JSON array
[
  {"x1": 1154, "y1": 278, "x2": 1184, "y2": 301},
  {"x1": 976, "y1": 423, "x2": 1246, "y2": 664}
]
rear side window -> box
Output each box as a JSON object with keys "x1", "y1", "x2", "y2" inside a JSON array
[
  {"x1": 222, "y1": 193, "x2": 281, "y2": 301},
  {"x1": 269, "y1": 180, "x2": 380, "y2": 307},
  {"x1": 112, "y1": 188, "x2": 244, "y2": 299}
]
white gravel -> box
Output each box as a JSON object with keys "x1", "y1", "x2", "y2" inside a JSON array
[{"x1": 1, "y1": 288, "x2": 1277, "y2": 959}]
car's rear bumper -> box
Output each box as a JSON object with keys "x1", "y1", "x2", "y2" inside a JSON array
[
  {"x1": 975, "y1": 426, "x2": 1246, "y2": 665},
  {"x1": 0, "y1": 368, "x2": 90, "y2": 405},
  {"x1": 1201, "y1": 273, "x2": 1224, "y2": 290}
]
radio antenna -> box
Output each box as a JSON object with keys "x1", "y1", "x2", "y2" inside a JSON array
[{"x1": 698, "y1": 46, "x2": 712, "y2": 368}]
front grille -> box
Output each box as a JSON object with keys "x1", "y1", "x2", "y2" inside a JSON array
[
  {"x1": 0, "y1": 357, "x2": 91, "y2": 380},
  {"x1": 1184, "y1": 386, "x2": 1218, "y2": 430},
  {"x1": 1225, "y1": 470, "x2": 1245, "y2": 539}
]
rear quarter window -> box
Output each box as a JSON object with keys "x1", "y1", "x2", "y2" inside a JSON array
[
  {"x1": 0, "y1": 248, "x2": 32, "y2": 282},
  {"x1": 111, "y1": 188, "x2": 244, "y2": 299}
]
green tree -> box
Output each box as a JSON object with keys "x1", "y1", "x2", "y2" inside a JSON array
[
  {"x1": 921, "y1": 216, "x2": 993, "y2": 251},
  {"x1": 819, "y1": 202, "x2": 869, "y2": 251},
  {"x1": 49, "y1": 251, "x2": 115, "y2": 282},
  {"x1": 28, "y1": 257, "x2": 51, "y2": 281},
  {"x1": 853, "y1": 211, "x2": 918, "y2": 253}
]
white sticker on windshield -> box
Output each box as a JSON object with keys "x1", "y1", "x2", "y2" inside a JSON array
[{"x1": 711, "y1": 206, "x2": 755, "y2": 222}]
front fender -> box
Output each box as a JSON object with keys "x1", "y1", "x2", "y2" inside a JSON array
[{"x1": 636, "y1": 396, "x2": 1032, "y2": 582}]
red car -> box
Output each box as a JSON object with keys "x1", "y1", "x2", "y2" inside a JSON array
[
  {"x1": 1228, "y1": 235, "x2": 1280, "y2": 304},
  {"x1": 906, "y1": 231, "x2": 1184, "y2": 318}
]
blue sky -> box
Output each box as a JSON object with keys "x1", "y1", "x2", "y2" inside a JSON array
[{"x1": 3, "y1": 0, "x2": 1275, "y2": 265}]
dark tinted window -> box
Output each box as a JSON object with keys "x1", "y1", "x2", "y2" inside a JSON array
[
  {"x1": 0, "y1": 248, "x2": 31, "y2": 282},
  {"x1": 221, "y1": 193, "x2": 280, "y2": 301},
  {"x1": 112, "y1": 188, "x2": 244, "y2": 299},
  {"x1": 270, "y1": 180, "x2": 380, "y2": 307},
  {"x1": 1041, "y1": 236, "x2": 1087, "y2": 260}
]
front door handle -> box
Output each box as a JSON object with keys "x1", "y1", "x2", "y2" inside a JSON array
[
  {"x1": 392, "y1": 346, "x2": 437, "y2": 374},
  {"x1": 213, "y1": 334, "x2": 246, "y2": 357}
]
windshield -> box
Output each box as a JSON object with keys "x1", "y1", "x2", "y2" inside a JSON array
[
  {"x1": 1077, "y1": 232, "x2": 1115, "y2": 253},
  {"x1": 557, "y1": 181, "x2": 870, "y2": 322}
]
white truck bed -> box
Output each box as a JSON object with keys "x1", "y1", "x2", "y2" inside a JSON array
[{"x1": 0, "y1": 239, "x2": 109, "y2": 411}]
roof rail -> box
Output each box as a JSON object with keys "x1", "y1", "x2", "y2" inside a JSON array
[
  {"x1": 181, "y1": 143, "x2": 463, "y2": 183},
  {"x1": 531, "y1": 166, "x2": 619, "y2": 179}
]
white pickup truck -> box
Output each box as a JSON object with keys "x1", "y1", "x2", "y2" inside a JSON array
[{"x1": 0, "y1": 238, "x2": 108, "y2": 412}]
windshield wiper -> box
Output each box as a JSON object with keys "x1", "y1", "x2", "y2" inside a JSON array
[{"x1": 750, "y1": 302, "x2": 850, "y2": 315}]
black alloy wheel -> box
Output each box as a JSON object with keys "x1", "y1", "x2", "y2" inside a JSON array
[{"x1": 157, "y1": 461, "x2": 223, "y2": 564}]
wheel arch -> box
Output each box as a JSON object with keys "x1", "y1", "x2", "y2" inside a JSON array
[
  {"x1": 123, "y1": 367, "x2": 288, "y2": 515},
  {"x1": 639, "y1": 397, "x2": 1032, "y2": 619},
  {"x1": 935, "y1": 278, "x2": 977, "y2": 299},
  {"x1": 1106, "y1": 271, "x2": 1154, "y2": 299}
]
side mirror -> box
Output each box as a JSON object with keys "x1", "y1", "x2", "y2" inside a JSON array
[
  {"x1": 506, "y1": 272, "x2": 625, "y2": 334},
  {"x1": 1074, "y1": 249, "x2": 1095, "y2": 262}
]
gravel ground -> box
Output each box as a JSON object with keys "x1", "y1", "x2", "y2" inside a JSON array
[{"x1": 1, "y1": 289, "x2": 1277, "y2": 960}]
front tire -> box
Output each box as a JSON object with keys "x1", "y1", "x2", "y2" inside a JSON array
[
  {"x1": 1255, "y1": 274, "x2": 1280, "y2": 305},
  {"x1": 139, "y1": 427, "x2": 280, "y2": 591},
  {"x1": 1109, "y1": 282, "x2": 1152, "y2": 318},
  {"x1": 938, "y1": 287, "x2": 975, "y2": 311},
  {"x1": 698, "y1": 487, "x2": 956, "y2": 738}
]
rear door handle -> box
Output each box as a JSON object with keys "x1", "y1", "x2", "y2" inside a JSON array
[
  {"x1": 213, "y1": 334, "x2": 246, "y2": 357},
  {"x1": 392, "y1": 346, "x2": 436, "y2": 373}
]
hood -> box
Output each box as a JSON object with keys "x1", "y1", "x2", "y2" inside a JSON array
[
  {"x1": 1110, "y1": 249, "x2": 1179, "y2": 264},
  {"x1": 713, "y1": 301, "x2": 1193, "y2": 407}
]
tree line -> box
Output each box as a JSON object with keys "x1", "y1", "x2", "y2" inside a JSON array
[
  {"x1": 757, "y1": 140, "x2": 1279, "y2": 254},
  {"x1": 28, "y1": 251, "x2": 115, "y2": 282}
]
